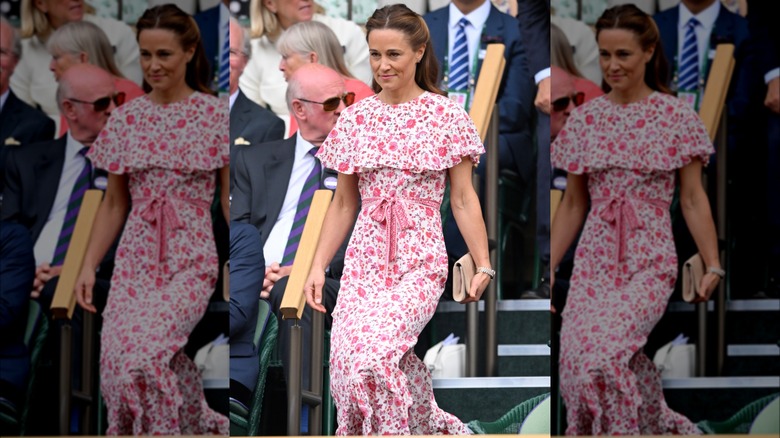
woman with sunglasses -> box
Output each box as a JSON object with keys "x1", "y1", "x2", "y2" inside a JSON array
[
  {"x1": 73, "y1": 4, "x2": 229, "y2": 434},
  {"x1": 46, "y1": 20, "x2": 145, "y2": 136},
  {"x1": 303, "y1": 4, "x2": 490, "y2": 434},
  {"x1": 551, "y1": 5, "x2": 721, "y2": 434}
]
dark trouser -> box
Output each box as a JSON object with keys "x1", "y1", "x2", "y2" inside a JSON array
[
  {"x1": 536, "y1": 111, "x2": 551, "y2": 281},
  {"x1": 28, "y1": 274, "x2": 109, "y2": 435},
  {"x1": 228, "y1": 222, "x2": 263, "y2": 407}
]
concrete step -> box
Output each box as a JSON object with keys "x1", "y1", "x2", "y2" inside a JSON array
[
  {"x1": 555, "y1": 377, "x2": 780, "y2": 432},
  {"x1": 433, "y1": 377, "x2": 549, "y2": 424},
  {"x1": 647, "y1": 300, "x2": 779, "y2": 376},
  {"x1": 423, "y1": 300, "x2": 551, "y2": 377},
  {"x1": 497, "y1": 344, "x2": 550, "y2": 377}
]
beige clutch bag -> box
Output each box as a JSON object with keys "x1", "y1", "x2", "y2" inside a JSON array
[
  {"x1": 682, "y1": 253, "x2": 704, "y2": 303},
  {"x1": 452, "y1": 253, "x2": 476, "y2": 303}
]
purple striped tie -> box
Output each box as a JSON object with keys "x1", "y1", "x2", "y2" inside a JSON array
[
  {"x1": 51, "y1": 147, "x2": 91, "y2": 266},
  {"x1": 281, "y1": 147, "x2": 320, "y2": 266}
]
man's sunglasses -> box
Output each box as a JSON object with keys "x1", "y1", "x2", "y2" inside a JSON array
[
  {"x1": 298, "y1": 92, "x2": 356, "y2": 111},
  {"x1": 68, "y1": 92, "x2": 127, "y2": 112},
  {"x1": 552, "y1": 92, "x2": 585, "y2": 112}
]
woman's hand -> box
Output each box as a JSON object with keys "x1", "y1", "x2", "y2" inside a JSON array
[
  {"x1": 74, "y1": 267, "x2": 98, "y2": 313},
  {"x1": 462, "y1": 272, "x2": 491, "y2": 303},
  {"x1": 304, "y1": 268, "x2": 327, "y2": 313},
  {"x1": 691, "y1": 272, "x2": 721, "y2": 303}
]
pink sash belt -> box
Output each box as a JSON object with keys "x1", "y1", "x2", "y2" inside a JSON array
[
  {"x1": 591, "y1": 196, "x2": 668, "y2": 266},
  {"x1": 136, "y1": 196, "x2": 211, "y2": 272},
  {"x1": 363, "y1": 196, "x2": 439, "y2": 274}
]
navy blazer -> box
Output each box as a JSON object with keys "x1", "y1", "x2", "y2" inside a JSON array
[
  {"x1": 424, "y1": 4, "x2": 536, "y2": 182},
  {"x1": 0, "y1": 137, "x2": 115, "y2": 276},
  {"x1": 516, "y1": 0, "x2": 551, "y2": 78},
  {"x1": 229, "y1": 89, "x2": 285, "y2": 186},
  {"x1": 0, "y1": 91, "x2": 56, "y2": 194},
  {"x1": 654, "y1": 5, "x2": 766, "y2": 118},
  {"x1": 230, "y1": 136, "x2": 347, "y2": 278}
]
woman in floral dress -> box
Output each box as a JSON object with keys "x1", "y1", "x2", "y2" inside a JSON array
[
  {"x1": 551, "y1": 5, "x2": 722, "y2": 435},
  {"x1": 303, "y1": 4, "x2": 492, "y2": 435},
  {"x1": 74, "y1": 5, "x2": 229, "y2": 435}
]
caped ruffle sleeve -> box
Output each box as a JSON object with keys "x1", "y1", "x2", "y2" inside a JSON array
[
  {"x1": 317, "y1": 93, "x2": 485, "y2": 174},
  {"x1": 551, "y1": 93, "x2": 714, "y2": 174},
  {"x1": 88, "y1": 93, "x2": 229, "y2": 174}
]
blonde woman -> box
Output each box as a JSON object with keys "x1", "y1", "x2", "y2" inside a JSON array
[
  {"x1": 10, "y1": 0, "x2": 141, "y2": 128},
  {"x1": 239, "y1": 0, "x2": 370, "y2": 134}
]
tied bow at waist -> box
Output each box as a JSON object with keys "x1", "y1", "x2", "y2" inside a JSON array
[
  {"x1": 136, "y1": 196, "x2": 211, "y2": 272},
  {"x1": 364, "y1": 196, "x2": 439, "y2": 275},
  {"x1": 591, "y1": 196, "x2": 668, "y2": 266}
]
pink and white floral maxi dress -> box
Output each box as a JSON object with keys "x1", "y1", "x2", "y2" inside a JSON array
[
  {"x1": 88, "y1": 92, "x2": 229, "y2": 435},
  {"x1": 317, "y1": 92, "x2": 484, "y2": 435},
  {"x1": 552, "y1": 92, "x2": 714, "y2": 435}
]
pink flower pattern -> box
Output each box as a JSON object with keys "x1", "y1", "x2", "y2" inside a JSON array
[
  {"x1": 317, "y1": 92, "x2": 484, "y2": 435},
  {"x1": 552, "y1": 92, "x2": 713, "y2": 435},
  {"x1": 88, "y1": 93, "x2": 229, "y2": 435}
]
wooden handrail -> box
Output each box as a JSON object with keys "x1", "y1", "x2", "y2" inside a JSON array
[
  {"x1": 279, "y1": 189, "x2": 333, "y2": 320},
  {"x1": 50, "y1": 189, "x2": 104, "y2": 320},
  {"x1": 699, "y1": 44, "x2": 735, "y2": 141},
  {"x1": 468, "y1": 43, "x2": 506, "y2": 141}
]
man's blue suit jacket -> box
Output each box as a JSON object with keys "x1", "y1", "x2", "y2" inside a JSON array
[
  {"x1": 654, "y1": 5, "x2": 768, "y2": 119},
  {"x1": 424, "y1": 4, "x2": 536, "y2": 182}
]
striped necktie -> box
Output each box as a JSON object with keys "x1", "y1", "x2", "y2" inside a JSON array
[
  {"x1": 281, "y1": 147, "x2": 321, "y2": 266},
  {"x1": 52, "y1": 147, "x2": 91, "y2": 266},
  {"x1": 678, "y1": 17, "x2": 700, "y2": 91},
  {"x1": 217, "y1": 6, "x2": 230, "y2": 94},
  {"x1": 448, "y1": 17, "x2": 470, "y2": 92}
]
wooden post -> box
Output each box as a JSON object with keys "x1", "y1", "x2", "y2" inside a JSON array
[{"x1": 279, "y1": 189, "x2": 333, "y2": 320}]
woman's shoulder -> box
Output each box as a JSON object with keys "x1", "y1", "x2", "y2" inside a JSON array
[
  {"x1": 345, "y1": 77, "x2": 375, "y2": 101},
  {"x1": 115, "y1": 77, "x2": 145, "y2": 99},
  {"x1": 313, "y1": 14, "x2": 364, "y2": 39},
  {"x1": 84, "y1": 14, "x2": 135, "y2": 37}
]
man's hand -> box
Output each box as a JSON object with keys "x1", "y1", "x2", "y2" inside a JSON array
[
  {"x1": 31, "y1": 263, "x2": 63, "y2": 298},
  {"x1": 261, "y1": 262, "x2": 293, "y2": 299},
  {"x1": 535, "y1": 76, "x2": 551, "y2": 115},
  {"x1": 765, "y1": 77, "x2": 780, "y2": 114}
]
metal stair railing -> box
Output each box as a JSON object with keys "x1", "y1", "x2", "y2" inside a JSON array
[
  {"x1": 696, "y1": 43, "x2": 735, "y2": 376},
  {"x1": 49, "y1": 189, "x2": 103, "y2": 434},
  {"x1": 279, "y1": 189, "x2": 333, "y2": 435},
  {"x1": 465, "y1": 43, "x2": 505, "y2": 377}
]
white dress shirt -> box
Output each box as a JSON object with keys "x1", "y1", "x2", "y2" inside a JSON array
[
  {"x1": 0, "y1": 89, "x2": 9, "y2": 112},
  {"x1": 447, "y1": 0, "x2": 492, "y2": 79},
  {"x1": 678, "y1": 0, "x2": 721, "y2": 76},
  {"x1": 34, "y1": 133, "x2": 90, "y2": 265},
  {"x1": 229, "y1": 89, "x2": 239, "y2": 111},
  {"x1": 262, "y1": 132, "x2": 319, "y2": 266},
  {"x1": 679, "y1": 1, "x2": 779, "y2": 83}
]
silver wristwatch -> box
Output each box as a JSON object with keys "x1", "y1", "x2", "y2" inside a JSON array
[{"x1": 476, "y1": 266, "x2": 496, "y2": 279}]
